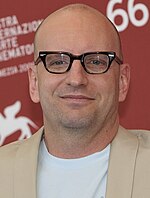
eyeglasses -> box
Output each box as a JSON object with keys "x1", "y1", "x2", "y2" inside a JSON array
[{"x1": 35, "y1": 51, "x2": 123, "y2": 74}]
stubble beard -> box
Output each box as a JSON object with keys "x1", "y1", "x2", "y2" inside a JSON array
[{"x1": 48, "y1": 103, "x2": 103, "y2": 136}]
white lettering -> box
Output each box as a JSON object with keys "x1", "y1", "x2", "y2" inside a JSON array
[
  {"x1": 0, "y1": 43, "x2": 34, "y2": 61},
  {"x1": 0, "y1": 37, "x2": 18, "y2": 50},
  {"x1": 18, "y1": 62, "x2": 33, "y2": 73},
  {"x1": 0, "y1": 19, "x2": 43, "y2": 40},
  {"x1": 0, "y1": 66, "x2": 18, "y2": 77},
  {"x1": 0, "y1": 15, "x2": 19, "y2": 29},
  {"x1": 0, "y1": 62, "x2": 34, "y2": 78}
]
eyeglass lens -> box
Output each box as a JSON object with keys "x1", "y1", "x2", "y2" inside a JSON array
[
  {"x1": 45, "y1": 54, "x2": 70, "y2": 72},
  {"x1": 84, "y1": 54, "x2": 109, "y2": 73},
  {"x1": 45, "y1": 53, "x2": 110, "y2": 74}
]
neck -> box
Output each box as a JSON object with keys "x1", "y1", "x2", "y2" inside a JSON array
[{"x1": 44, "y1": 117, "x2": 119, "y2": 159}]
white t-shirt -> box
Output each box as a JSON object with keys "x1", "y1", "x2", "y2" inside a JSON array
[{"x1": 37, "y1": 139, "x2": 110, "y2": 198}]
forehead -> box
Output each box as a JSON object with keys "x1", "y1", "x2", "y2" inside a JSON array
[{"x1": 35, "y1": 9, "x2": 119, "y2": 54}]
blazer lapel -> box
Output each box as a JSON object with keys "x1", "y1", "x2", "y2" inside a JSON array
[
  {"x1": 106, "y1": 126, "x2": 139, "y2": 198},
  {"x1": 14, "y1": 128, "x2": 43, "y2": 198}
]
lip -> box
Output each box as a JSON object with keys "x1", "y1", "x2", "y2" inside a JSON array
[
  {"x1": 60, "y1": 94, "x2": 95, "y2": 100},
  {"x1": 59, "y1": 94, "x2": 95, "y2": 105}
]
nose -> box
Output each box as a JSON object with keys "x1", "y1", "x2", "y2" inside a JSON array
[{"x1": 65, "y1": 60, "x2": 88, "y2": 87}]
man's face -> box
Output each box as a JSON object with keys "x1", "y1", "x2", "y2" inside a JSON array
[{"x1": 29, "y1": 10, "x2": 129, "y2": 131}]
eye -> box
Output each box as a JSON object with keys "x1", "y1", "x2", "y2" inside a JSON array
[
  {"x1": 90, "y1": 60, "x2": 105, "y2": 65},
  {"x1": 46, "y1": 56, "x2": 69, "y2": 67},
  {"x1": 50, "y1": 60, "x2": 66, "y2": 66},
  {"x1": 87, "y1": 59, "x2": 107, "y2": 66}
]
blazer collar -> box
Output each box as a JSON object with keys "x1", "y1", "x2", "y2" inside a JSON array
[
  {"x1": 106, "y1": 126, "x2": 139, "y2": 198},
  {"x1": 14, "y1": 127, "x2": 44, "y2": 198}
]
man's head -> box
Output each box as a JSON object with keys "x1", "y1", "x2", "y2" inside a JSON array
[
  {"x1": 34, "y1": 4, "x2": 123, "y2": 57},
  {"x1": 28, "y1": 4, "x2": 130, "y2": 139}
]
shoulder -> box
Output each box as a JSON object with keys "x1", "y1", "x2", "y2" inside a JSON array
[
  {"x1": 0, "y1": 127, "x2": 43, "y2": 181},
  {"x1": 0, "y1": 127, "x2": 43, "y2": 195},
  {"x1": 117, "y1": 126, "x2": 150, "y2": 150},
  {"x1": 0, "y1": 127, "x2": 43, "y2": 160},
  {"x1": 128, "y1": 128, "x2": 150, "y2": 148},
  {"x1": 0, "y1": 140, "x2": 21, "y2": 177},
  {"x1": 0, "y1": 140, "x2": 20, "y2": 159}
]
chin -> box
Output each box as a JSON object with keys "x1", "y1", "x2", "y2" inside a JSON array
[{"x1": 60, "y1": 115, "x2": 94, "y2": 130}]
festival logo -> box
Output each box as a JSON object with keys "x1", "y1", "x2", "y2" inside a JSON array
[{"x1": 0, "y1": 100, "x2": 37, "y2": 146}]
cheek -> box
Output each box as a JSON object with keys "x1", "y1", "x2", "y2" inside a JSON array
[
  {"x1": 94, "y1": 72, "x2": 120, "y2": 101},
  {"x1": 37, "y1": 72, "x2": 65, "y2": 101},
  {"x1": 98, "y1": 74, "x2": 120, "y2": 114},
  {"x1": 38, "y1": 78, "x2": 54, "y2": 100}
]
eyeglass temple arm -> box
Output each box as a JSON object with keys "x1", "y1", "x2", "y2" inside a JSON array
[
  {"x1": 115, "y1": 55, "x2": 123, "y2": 65},
  {"x1": 34, "y1": 57, "x2": 41, "y2": 65}
]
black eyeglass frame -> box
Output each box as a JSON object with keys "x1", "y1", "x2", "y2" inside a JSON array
[{"x1": 35, "y1": 51, "x2": 123, "y2": 74}]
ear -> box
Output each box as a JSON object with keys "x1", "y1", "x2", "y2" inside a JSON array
[
  {"x1": 119, "y1": 63, "x2": 130, "y2": 102},
  {"x1": 28, "y1": 65, "x2": 40, "y2": 103}
]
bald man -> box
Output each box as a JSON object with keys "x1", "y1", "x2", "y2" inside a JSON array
[{"x1": 0, "y1": 4, "x2": 150, "y2": 198}]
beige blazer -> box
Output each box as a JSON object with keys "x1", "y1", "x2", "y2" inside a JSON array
[{"x1": 0, "y1": 126, "x2": 150, "y2": 198}]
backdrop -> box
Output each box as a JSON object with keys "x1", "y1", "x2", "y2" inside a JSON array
[{"x1": 0, "y1": 0, "x2": 149, "y2": 146}]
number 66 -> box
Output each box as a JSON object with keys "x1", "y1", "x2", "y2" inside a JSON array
[{"x1": 106, "y1": 0, "x2": 149, "y2": 32}]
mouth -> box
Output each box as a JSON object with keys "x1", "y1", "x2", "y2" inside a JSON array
[{"x1": 59, "y1": 94, "x2": 95, "y2": 105}]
